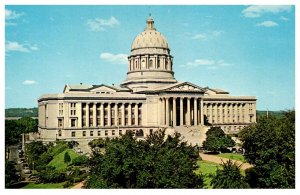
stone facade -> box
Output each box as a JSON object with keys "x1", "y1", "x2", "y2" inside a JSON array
[{"x1": 37, "y1": 15, "x2": 256, "y2": 147}]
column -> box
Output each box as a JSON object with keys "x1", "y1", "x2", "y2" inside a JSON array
[
  {"x1": 187, "y1": 97, "x2": 191, "y2": 126},
  {"x1": 86, "y1": 103, "x2": 89, "y2": 127},
  {"x1": 162, "y1": 98, "x2": 165, "y2": 125},
  {"x1": 78, "y1": 102, "x2": 82, "y2": 128},
  {"x1": 108, "y1": 103, "x2": 111, "y2": 126},
  {"x1": 165, "y1": 97, "x2": 169, "y2": 126},
  {"x1": 194, "y1": 98, "x2": 198, "y2": 126},
  {"x1": 114, "y1": 103, "x2": 118, "y2": 126},
  {"x1": 172, "y1": 97, "x2": 177, "y2": 126},
  {"x1": 121, "y1": 103, "x2": 125, "y2": 126},
  {"x1": 100, "y1": 103, "x2": 104, "y2": 126},
  {"x1": 135, "y1": 103, "x2": 138, "y2": 125},
  {"x1": 93, "y1": 103, "x2": 97, "y2": 127},
  {"x1": 200, "y1": 98, "x2": 204, "y2": 125},
  {"x1": 128, "y1": 103, "x2": 132, "y2": 126},
  {"x1": 180, "y1": 97, "x2": 184, "y2": 126}
]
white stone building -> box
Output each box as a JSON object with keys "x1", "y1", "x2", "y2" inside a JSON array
[{"x1": 37, "y1": 15, "x2": 256, "y2": 147}]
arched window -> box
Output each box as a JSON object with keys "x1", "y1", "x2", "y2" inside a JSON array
[
  {"x1": 149, "y1": 59, "x2": 153, "y2": 69},
  {"x1": 136, "y1": 129, "x2": 144, "y2": 137}
]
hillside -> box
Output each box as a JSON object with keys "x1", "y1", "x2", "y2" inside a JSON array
[
  {"x1": 5, "y1": 108, "x2": 38, "y2": 117},
  {"x1": 256, "y1": 110, "x2": 285, "y2": 118}
]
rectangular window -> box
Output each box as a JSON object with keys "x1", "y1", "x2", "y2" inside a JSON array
[
  {"x1": 105, "y1": 130, "x2": 108, "y2": 136},
  {"x1": 71, "y1": 131, "x2": 76, "y2": 137},
  {"x1": 98, "y1": 131, "x2": 101, "y2": 136},
  {"x1": 71, "y1": 119, "x2": 77, "y2": 127},
  {"x1": 83, "y1": 131, "x2": 86, "y2": 137},
  {"x1": 58, "y1": 118, "x2": 63, "y2": 127},
  {"x1": 119, "y1": 130, "x2": 122, "y2": 135},
  {"x1": 112, "y1": 130, "x2": 115, "y2": 136},
  {"x1": 90, "y1": 131, "x2": 93, "y2": 136},
  {"x1": 70, "y1": 103, "x2": 76, "y2": 116},
  {"x1": 58, "y1": 130, "x2": 62, "y2": 137},
  {"x1": 59, "y1": 103, "x2": 64, "y2": 116}
]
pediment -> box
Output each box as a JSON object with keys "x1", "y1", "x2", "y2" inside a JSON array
[
  {"x1": 90, "y1": 85, "x2": 116, "y2": 92},
  {"x1": 164, "y1": 82, "x2": 205, "y2": 92}
]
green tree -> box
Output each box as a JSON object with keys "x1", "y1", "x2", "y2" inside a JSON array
[
  {"x1": 202, "y1": 127, "x2": 235, "y2": 153},
  {"x1": 86, "y1": 130, "x2": 203, "y2": 188},
  {"x1": 16, "y1": 117, "x2": 38, "y2": 133},
  {"x1": 64, "y1": 152, "x2": 71, "y2": 164},
  {"x1": 210, "y1": 160, "x2": 249, "y2": 189},
  {"x1": 239, "y1": 110, "x2": 295, "y2": 188},
  {"x1": 25, "y1": 141, "x2": 48, "y2": 169},
  {"x1": 5, "y1": 160, "x2": 20, "y2": 188},
  {"x1": 72, "y1": 155, "x2": 89, "y2": 166}
]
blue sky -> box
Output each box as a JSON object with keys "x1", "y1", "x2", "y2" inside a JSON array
[{"x1": 5, "y1": 5, "x2": 295, "y2": 111}]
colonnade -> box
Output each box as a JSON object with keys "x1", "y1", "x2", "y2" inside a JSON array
[
  {"x1": 78, "y1": 102, "x2": 142, "y2": 128},
  {"x1": 160, "y1": 97, "x2": 204, "y2": 127}
]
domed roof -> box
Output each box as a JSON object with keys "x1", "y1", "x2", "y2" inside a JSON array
[{"x1": 131, "y1": 15, "x2": 169, "y2": 50}]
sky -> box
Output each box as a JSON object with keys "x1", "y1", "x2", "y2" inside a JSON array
[{"x1": 4, "y1": 5, "x2": 295, "y2": 111}]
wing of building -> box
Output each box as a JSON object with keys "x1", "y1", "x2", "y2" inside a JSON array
[{"x1": 37, "y1": 15, "x2": 256, "y2": 149}]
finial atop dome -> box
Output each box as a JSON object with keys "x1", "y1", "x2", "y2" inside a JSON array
[{"x1": 145, "y1": 14, "x2": 156, "y2": 31}]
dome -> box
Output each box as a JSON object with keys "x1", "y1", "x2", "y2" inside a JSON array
[{"x1": 131, "y1": 16, "x2": 169, "y2": 50}]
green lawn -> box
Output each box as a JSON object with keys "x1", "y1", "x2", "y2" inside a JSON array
[
  {"x1": 48, "y1": 149, "x2": 80, "y2": 170},
  {"x1": 217, "y1": 153, "x2": 246, "y2": 162},
  {"x1": 195, "y1": 160, "x2": 221, "y2": 188},
  {"x1": 22, "y1": 182, "x2": 65, "y2": 189}
]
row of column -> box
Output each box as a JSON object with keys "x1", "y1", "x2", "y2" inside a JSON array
[
  {"x1": 203, "y1": 102, "x2": 251, "y2": 124},
  {"x1": 161, "y1": 97, "x2": 204, "y2": 127},
  {"x1": 129, "y1": 55, "x2": 172, "y2": 71},
  {"x1": 82, "y1": 102, "x2": 141, "y2": 128}
]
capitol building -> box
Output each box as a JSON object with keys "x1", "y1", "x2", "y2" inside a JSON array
[{"x1": 37, "y1": 15, "x2": 256, "y2": 146}]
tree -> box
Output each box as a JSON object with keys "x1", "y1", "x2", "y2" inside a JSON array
[
  {"x1": 239, "y1": 110, "x2": 295, "y2": 188},
  {"x1": 202, "y1": 127, "x2": 235, "y2": 153},
  {"x1": 16, "y1": 117, "x2": 38, "y2": 133},
  {"x1": 64, "y1": 152, "x2": 71, "y2": 164},
  {"x1": 25, "y1": 141, "x2": 48, "y2": 169},
  {"x1": 72, "y1": 155, "x2": 89, "y2": 166},
  {"x1": 5, "y1": 160, "x2": 20, "y2": 188},
  {"x1": 85, "y1": 130, "x2": 203, "y2": 188},
  {"x1": 210, "y1": 160, "x2": 249, "y2": 189}
]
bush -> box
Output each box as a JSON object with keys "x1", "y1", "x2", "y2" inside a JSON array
[
  {"x1": 37, "y1": 169, "x2": 66, "y2": 183},
  {"x1": 72, "y1": 155, "x2": 89, "y2": 166}
]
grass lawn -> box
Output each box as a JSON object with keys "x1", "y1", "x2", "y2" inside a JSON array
[
  {"x1": 22, "y1": 182, "x2": 65, "y2": 189},
  {"x1": 48, "y1": 148, "x2": 80, "y2": 170},
  {"x1": 217, "y1": 153, "x2": 246, "y2": 163},
  {"x1": 195, "y1": 160, "x2": 221, "y2": 188}
]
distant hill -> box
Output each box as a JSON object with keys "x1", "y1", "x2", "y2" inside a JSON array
[
  {"x1": 5, "y1": 108, "x2": 38, "y2": 117},
  {"x1": 257, "y1": 110, "x2": 285, "y2": 118}
]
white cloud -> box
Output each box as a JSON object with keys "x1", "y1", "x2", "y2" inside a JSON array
[
  {"x1": 242, "y1": 5, "x2": 292, "y2": 18},
  {"x1": 279, "y1": 16, "x2": 289, "y2": 21},
  {"x1": 22, "y1": 80, "x2": 37, "y2": 85},
  {"x1": 87, "y1": 16, "x2": 120, "y2": 32},
  {"x1": 180, "y1": 59, "x2": 233, "y2": 69},
  {"x1": 191, "y1": 34, "x2": 206, "y2": 40},
  {"x1": 5, "y1": 9, "x2": 24, "y2": 20},
  {"x1": 100, "y1": 52, "x2": 127, "y2": 65},
  {"x1": 5, "y1": 41, "x2": 39, "y2": 53},
  {"x1": 256, "y1": 21, "x2": 278, "y2": 27},
  {"x1": 212, "y1": 30, "x2": 223, "y2": 37}
]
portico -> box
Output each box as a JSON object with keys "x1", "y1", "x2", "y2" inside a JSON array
[{"x1": 160, "y1": 96, "x2": 204, "y2": 127}]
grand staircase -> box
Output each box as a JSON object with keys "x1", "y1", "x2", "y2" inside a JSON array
[{"x1": 168, "y1": 125, "x2": 209, "y2": 146}]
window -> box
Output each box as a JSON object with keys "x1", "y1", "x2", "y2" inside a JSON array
[
  {"x1": 83, "y1": 131, "x2": 86, "y2": 137},
  {"x1": 136, "y1": 129, "x2": 144, "y2": 137},
  {"x1": 150, "y1": 129, "x2": 153, "y2": 135},
  {"x1": 98, "y1": 131, "x2": 101, "y2": 136},
  {"x1": 70, "y1": 103, "x2": 76, "y2": 116},
  {"x1": 119, "y1": 130, "x2": 122, "y2": 135},
  {"x1": 59, "y1": 103, "x2": 64, "y2": 116},
  {"x1": 105, "y1": 130, "x2": 108, "y2": 136},
  {"x1": 58, "y1": 118, "x2": 63, "y2": 127},
  {"x1": 71, "y1": 119, "x2": 77, "y2": 127},
  {"x1": 112, "y1": 130, "x2": 115, "y2": 136},
  {"x1": 71, "y1": 131, "x2": 76, "y2": 137},
  {"x1": 58, "y1": 130, "x2": 62, "y2": 137},
  {"x1": 90, "y1": 131, "x2": 93, "y2": 136}
]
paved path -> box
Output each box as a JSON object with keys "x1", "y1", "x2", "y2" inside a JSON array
[
  {"x1": 72, "y1": 181, "x2": 84, "y2": 189},
  {"x1": 199, "y1": 153, "x2": 253, "y2": 170}
]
